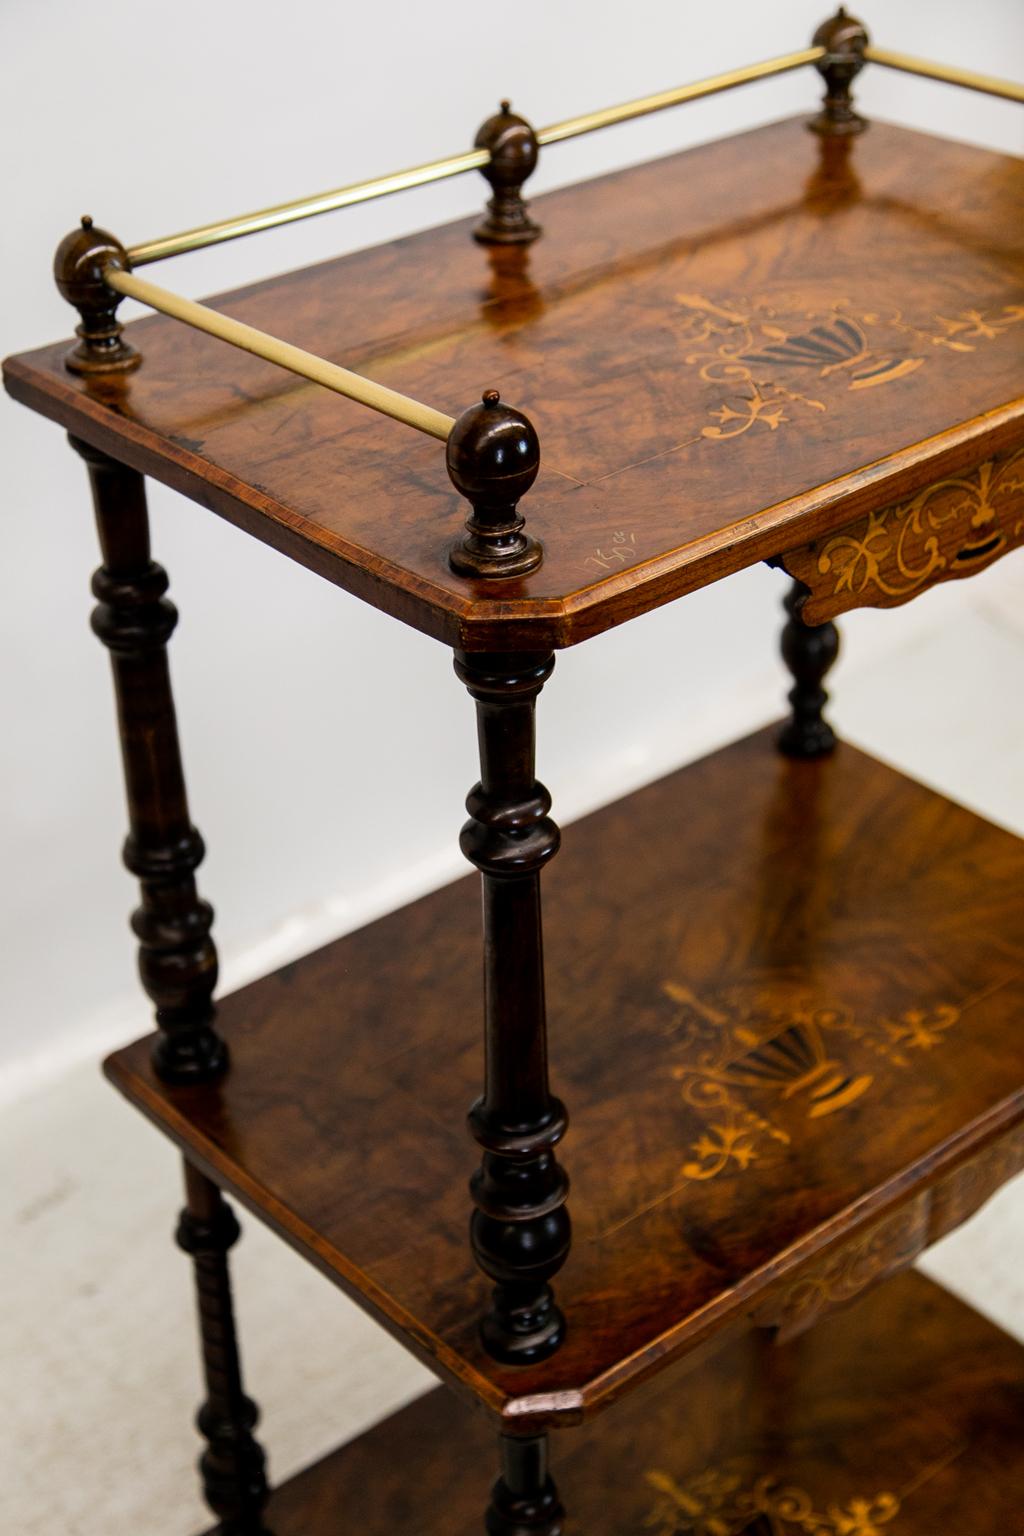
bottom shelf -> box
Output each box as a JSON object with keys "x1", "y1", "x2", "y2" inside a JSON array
[{"x1": 236, "y1": 1272, "x2": 1024, "y2": 1535}]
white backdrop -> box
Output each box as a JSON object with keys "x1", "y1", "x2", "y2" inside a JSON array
[{"x1": 2, "y1": 0, "x2": 1023, "y2": 1095}]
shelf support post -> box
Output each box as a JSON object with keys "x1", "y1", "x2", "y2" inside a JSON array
[
  {"x1": 455, "y1": 650, "x2": 571, "y2": 1365},
  {"x1": 486, "y1": 1432, "x2": 564, "y2": 1535},
  {"x1": 176, "y1": 1165, "x2": 269, "y2": 1534},
  {"x1": 70, "y1": 437, "x2": 228, "y2": 1082},
  {"x1": 778, "y1": 577, "x2": 840, "y2": 758}
]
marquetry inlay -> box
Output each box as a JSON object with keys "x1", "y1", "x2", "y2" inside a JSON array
[{"x1": 781, "y1": 445, "x2": 1024, "y2": 625}]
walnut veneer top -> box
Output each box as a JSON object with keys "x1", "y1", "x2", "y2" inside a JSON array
[{"x1": 5, "y1": 117, "x2": 1023, "y2": 648}]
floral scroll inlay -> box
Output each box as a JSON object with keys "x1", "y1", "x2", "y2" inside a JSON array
[
  {"x1": 782, "y1": 447, "x2": 1024, "y2": 624},
  {"x1": 754, "y1": 1203, "x2": 929, "y2": 1340},
  {"x1": 671, "y1": 290, "x2": 1023, "y2": 444},
  {"x1": 644, "y1": 1466, "x2": 901, "y2": 1536},
  {"x1": 661, "y1": 983, "x2": 961, "y2": 1185}
]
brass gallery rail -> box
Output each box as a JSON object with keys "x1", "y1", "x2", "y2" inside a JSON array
[
  {"x1": 104, "y1": 269, "x2": 455, "y2": 441},
  {"x1": 123, "y1": 43, "x2": 1023, "y2": 269},
  {"x1": 863, "y1": 46, "x2": 1024, "y2": 104},
  {"x1": 125, "y1": 47, "x2": 824, "y2": 266},
  {"x1": 87, "y1": 32, "x2": 1023, "y2": 449}
]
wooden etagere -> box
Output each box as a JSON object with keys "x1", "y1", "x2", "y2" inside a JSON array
[{"x1": 5, "y1": 11, "x2": 1024, "y2": 1533}]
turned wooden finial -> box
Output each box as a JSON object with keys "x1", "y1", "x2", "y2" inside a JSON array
[
  {"x1": 455, "y1": 649, "x2": 570, "y2": 1365},
  {"x1": 54, "y1": 216, "x2": 140, "y2": 375},
  {"x1": 474, "y1": 100, "x2": 541, "y2": 245},
  {"x1": 809, "y1": 7, "x2": 870, "y2": 137},
  {"x1": 447, "y1": 389, "x2": 543, "y2": 579}
]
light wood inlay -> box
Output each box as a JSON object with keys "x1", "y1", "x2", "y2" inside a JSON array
[{"x1": 782, "y1": 444, "x2": 1024, "y2": 625}]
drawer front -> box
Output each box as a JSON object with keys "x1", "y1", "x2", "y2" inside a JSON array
[
  {"x1": 781, "y1": 445, "x2": 1024, "y2": 626},
  {"x1": 754, "y1": 1121, "x2": 1024, "y2": 1342}
]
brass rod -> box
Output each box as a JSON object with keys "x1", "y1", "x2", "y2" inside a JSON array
[
  {"x1": 535, "y1": 47, "x2": 825, "y2": 146},
  {"x1": 127, "y1": 149, "x2": 489, "y2": 266},
  {"x1": 864, "y1": 45, "x2": 1024, "y2": 104},
  {"x1": 105, "y1": 269, "x2": 455, "y2": 441},
  {"x1": 125, "y1": 48, "x2": 823, "y2": 267}
]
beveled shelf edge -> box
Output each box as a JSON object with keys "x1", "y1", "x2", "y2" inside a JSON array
[
  {"x1": 5, "y1": 352, "x2": 1022, "y2": 653},
  {"x1": 103, "y1": 999, "x2": 1024, "y2": 1431},
  {"x1": 0, "y1": 355, "x2": 477, "y2": 651},
  {"x1": 100, "y1": 1049, "x2": 508, "y2": 1417},
  {"x1": 103, "y1": 1055, "x2": 604, "y2": 1430}
]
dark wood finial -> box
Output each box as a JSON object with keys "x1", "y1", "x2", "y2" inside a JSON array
[
  {"x1": 447, "y1": 390, "x2": 543, "y2": 579},
  {"x1": 474, "y1": 100, "x2": 541, "y2": 245},
  {"x1": 809, "y1": 7, "x2": 869, "y2": 137},
  {"x1": 778, "y1": 578, "x2": 840, "y2": 758},
  {"x1": 54, "y1": 217, "x2": 140, "y2": 375}
]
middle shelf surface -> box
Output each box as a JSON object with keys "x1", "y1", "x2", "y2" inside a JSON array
[{"x1": 106, "y1": 726, "x2": 1024, "y2": 1429}]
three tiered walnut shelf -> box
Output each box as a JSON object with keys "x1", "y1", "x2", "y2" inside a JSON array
[{"x1": 5, "y1": 12, "x2": 1024, "y2": 1533}]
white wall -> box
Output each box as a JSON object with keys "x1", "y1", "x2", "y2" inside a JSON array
[{"x1": 2, "y1": 0, "x2": 1022, "y2": 1096}]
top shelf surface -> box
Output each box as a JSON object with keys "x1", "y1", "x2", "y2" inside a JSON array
[{"x1": 5, "y1": 117, "x2": 1023, "y2": 650}]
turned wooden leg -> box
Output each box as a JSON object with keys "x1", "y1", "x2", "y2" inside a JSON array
[
  {"x1": 485, "y1": 1433, "x2": 564, "y2": 1535},
  {"x1": 455, "y1": 651, "x2": 571, "y2": 1365},
  {"x1": 176, "y1": 1165, "x2": 269, "y2": 1534},
  {"x1": 70, "y1": 436, "x2": 227, "y2": 1082},
  {"x1": 778, "y1": 578, "x2": 840, "y2": 759}
]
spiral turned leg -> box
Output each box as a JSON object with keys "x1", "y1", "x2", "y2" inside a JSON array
[
  {"x1": 486, "y1": 1434, "x2": 564, "y2": 1536},
  {"x1": 455, "y1": 651, "x2": 571, "y2": 1366},
  {"x1": 176, "y1": 1165, "x2": 269, "y2": 1534},
  {"x1": 778, "y1": 579, "x2": 840, "y2": 759}
]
